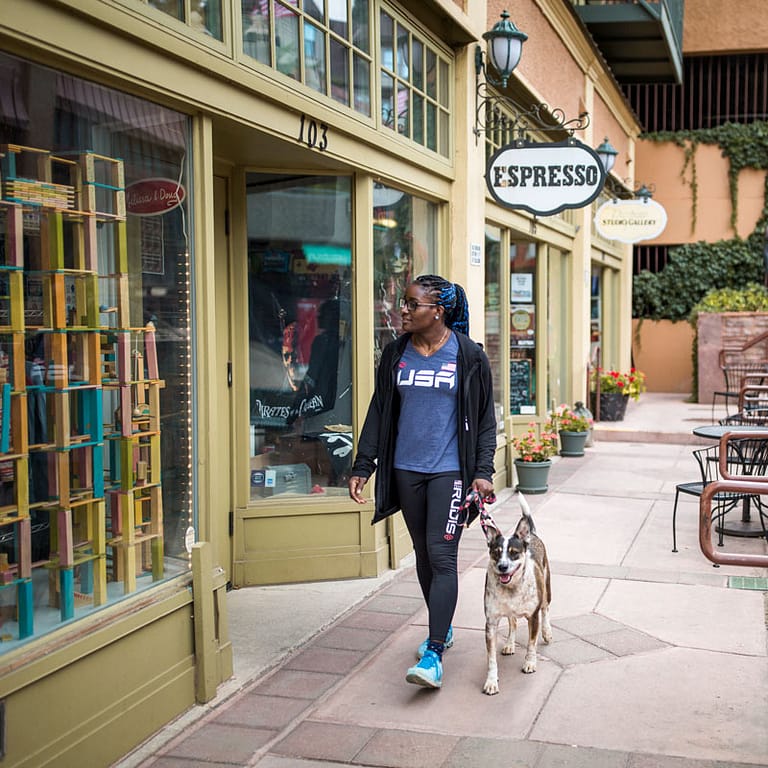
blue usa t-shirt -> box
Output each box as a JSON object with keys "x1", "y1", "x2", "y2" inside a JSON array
[{"x1": 394, "y1": 332, "x2": 460, "y2": 473}]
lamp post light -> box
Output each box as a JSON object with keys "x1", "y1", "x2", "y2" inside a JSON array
[
  {"x1": 635, "y1": 184, "x2": 654, "y2": 202},
  {"x1": 595, "y1": 137, "x2": 619, "y2": 174},
  {"x1": 481, "y1": 10, "x2": 528, "y2": 88},
  {"x1": 474, "y1": 10, "x2": 589, "y2": 141}
]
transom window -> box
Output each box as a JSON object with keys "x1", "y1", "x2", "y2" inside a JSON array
[
  {"x1": 140, "y1": 0, "x2": 224, "y2": 39},
  {"x1": 379, "y1": 8, "x2": 450, "y2": 156},
  {"x1": 241, "y1": 0, "x2": 373, "y2": 116}
]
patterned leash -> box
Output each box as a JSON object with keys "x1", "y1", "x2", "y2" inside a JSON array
[{"x1": 458, "y1": 488, "x2": 498, "y2": 533}]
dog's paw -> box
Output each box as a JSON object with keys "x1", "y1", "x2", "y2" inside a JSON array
[
  {"x1": 542, "y1": 628, "x2": 553, "y2": 645},
  {"x1": 482, "y1": 678, "x2": 500, "y2": 695},
  {"x1": 501, "y1": 642, "x2": 515, "y2": 655},
  {"x1": 521, "y1": 656, "x2": 537, "y2": 673}
]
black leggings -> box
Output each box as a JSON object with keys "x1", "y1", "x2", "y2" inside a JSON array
[{"x1": 395, "y1": 469, "x2": 464, "y2": 644}]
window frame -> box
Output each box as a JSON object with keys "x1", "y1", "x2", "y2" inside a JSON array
[{"x1": 378, "y1": 2, "x2": 453, "y2": 158}]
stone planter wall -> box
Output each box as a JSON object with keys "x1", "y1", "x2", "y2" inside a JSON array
[{"x1": 697, "y1": 312, "x2": 768, "y2": 404}]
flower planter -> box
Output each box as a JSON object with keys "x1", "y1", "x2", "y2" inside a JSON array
[
  {"x1": 592, "y1": 392, "x2": 629, "y2": 421},
  {"x1": 559, "y1": 430, "x2": 588, "y2": 456},
  {"x1": 514, "y1": 458, "x2": 551, "y2": 494}
]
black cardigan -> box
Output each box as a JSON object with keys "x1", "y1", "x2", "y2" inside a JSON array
[{"x1": 351, "y1": 331, "x2": 497, "y2": 525}]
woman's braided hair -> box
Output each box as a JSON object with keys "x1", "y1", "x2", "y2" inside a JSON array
[{"x1": 413, "y1": 274, "x2": 470, "y2": 335}]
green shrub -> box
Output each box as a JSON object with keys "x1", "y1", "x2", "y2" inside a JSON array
[
  {"x1": 632, "y1": 233, "x2": 765, "y2": 321},
  {"x1": 689, "y1": 282, "x2": 768, "y2": 322}
]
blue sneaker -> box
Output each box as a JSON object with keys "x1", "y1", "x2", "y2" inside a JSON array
[
  {"x1": 416, "y1": 625, "x2": 454, "y2": 660},
  {"x1": 406, "y1": 649, "x2": 443, "y2": 689}
]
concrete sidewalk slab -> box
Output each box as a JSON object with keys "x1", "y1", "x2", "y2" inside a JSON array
[
  {"x1": 531, "y1": 647, "x2": 768, "y2": 763},
  {"x1": 598, "y1": 580, "x2": 767, "y2": 655}
]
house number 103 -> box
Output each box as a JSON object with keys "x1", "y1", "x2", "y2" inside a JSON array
[{"x1": 297, "y1": 115, "x2": 328, "y2": 151}]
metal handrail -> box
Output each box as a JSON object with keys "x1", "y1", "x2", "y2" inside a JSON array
[
  {"x1": 699, "y1": 481, "x2": 768, "y2": 568},
  {"x1": 698, "y1": 430, "x2": 768, "y2": 567}
]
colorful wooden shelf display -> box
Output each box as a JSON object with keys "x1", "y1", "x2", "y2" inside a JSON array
[{"x1": 0, "y1": 144, "x2": 164, "y2": 638}]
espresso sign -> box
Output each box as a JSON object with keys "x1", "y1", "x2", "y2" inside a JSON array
[
  {"x1": 486, "y1": 140, "x2": 605, "y2": 216},
  {"x1": 594, "y1": 198, "x2": 668, "y2": 243}
]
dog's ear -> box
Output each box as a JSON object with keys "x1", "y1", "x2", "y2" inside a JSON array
[
  {"x1": 482, "y1": 520, "x2": 501, "y2": 544},
  {"x1": 514, "y1": 514, "x2": 534, "y2": 543}
]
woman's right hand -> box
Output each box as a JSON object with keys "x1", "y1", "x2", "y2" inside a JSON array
[{"x1": 348, "y1": 475, "x2": 368, "y2": 504}]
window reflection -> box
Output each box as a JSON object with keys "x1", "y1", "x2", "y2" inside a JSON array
[
  {"x1": 247, "y1": 174, "x2": 353, "y2": 498},
  {"x1": 484, "y1": 225, "x2": 503, "y2": 425},
  {"x1": 241, "y1": 0, "x2": 371, "y2": 116},
  {"x1": 372, "y1": 183, "x2": 437, "y2": 363},
  {"x1": 0, "y1": 52, "x2": 192, "y2": 651},
  {"x1": 379, "y1": 10, "x2": 449, "y2": 155},
  {"x1": 148, "y1": 0, "x2": 223, "y2": 39}
]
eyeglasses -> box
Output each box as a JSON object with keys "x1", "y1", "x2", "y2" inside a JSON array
[{"x1": 399, "y1": 298, "x2": 438, "y2": 312}]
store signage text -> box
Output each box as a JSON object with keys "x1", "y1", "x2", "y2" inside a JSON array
[
  {"x1": 297, "y1": 114, "x2": 328, "y2": 151},
  {"x1": 126, "y1": 178, "x2": 185, "y2": 216},
  {"x1": 485, "y1": 140, "x2": 606, "y2": 216},
  {"x1": 593, "y1": 198, "x2": 668, "y2": 243}
]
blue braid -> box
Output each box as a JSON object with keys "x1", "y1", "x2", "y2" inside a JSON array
[{"x1": 413, "y1": 275, "x2": 470, "y2": 335}]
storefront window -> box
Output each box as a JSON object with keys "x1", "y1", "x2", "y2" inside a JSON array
[
  {"x1": 510, "y1": 241, "x2": 537, "y2": 415},
  {"x1": 247, "y1": 174, "x2": 353, "y2": 498},
  {"x1": 372, "y1": 183, "x2": 437, "y2": 362},
  {"x1": 0, "y1": 52, "x2": 193, "y2": 652},
  {"x1": 484, "y1": 225, "x2": 503, "y2": 425},
  {"x1": 241, "y1": 0, "x2": 372, "y2": 116}
]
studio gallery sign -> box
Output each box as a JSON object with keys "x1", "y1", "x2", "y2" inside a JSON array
[
  {"x1": 593, "y1": 198, "x2": 668, "y2": 243},
  {"x1": 485, "y1": 139, "x2": 606, "y2": 216}
]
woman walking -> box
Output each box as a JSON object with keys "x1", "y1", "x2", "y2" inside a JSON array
[{"x1": 348, "y1": 274, "x2": 496, "y2": 689}]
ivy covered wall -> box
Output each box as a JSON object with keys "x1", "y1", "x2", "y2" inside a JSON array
[{"x1": 633, "y1": 122, "x2": 768, "y2": 321}]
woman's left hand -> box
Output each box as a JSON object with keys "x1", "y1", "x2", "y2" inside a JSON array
[{"x1": 472, "y1": 477, "x2": 494, "y2": 500}]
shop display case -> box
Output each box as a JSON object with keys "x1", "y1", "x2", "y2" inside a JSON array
[{"x1": 0, "y1": 143, "x2": 165, "y2": 636}]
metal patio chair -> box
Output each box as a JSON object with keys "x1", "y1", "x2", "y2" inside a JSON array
[
  {"x1": 672, "y1": 437, "x2": 768, "y2": 552},
  {"x1": 711, "y1": 362, "x2": 768, "y2": 421}
]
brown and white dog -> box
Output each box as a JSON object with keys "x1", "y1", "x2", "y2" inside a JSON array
[{"x1": 482, "y1": 493, "x2": 552, "y2": 695}]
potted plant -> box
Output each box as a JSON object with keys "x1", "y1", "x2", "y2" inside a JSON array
[
  {"x1": 590, "y1": 367, "x2": 647, "y2": 421},
  {"x1": 511, "y1": 422, "x2": 559, "y2": 493},
  {"x1": 548, "y1": 404, "x2": 592, "y2": 456}
]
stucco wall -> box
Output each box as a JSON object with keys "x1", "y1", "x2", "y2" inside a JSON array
[
  {"x1": 488, "y1": 0, "x2": 585, "y2": 123},
  {"x1": 632, "y1": 319, "x2": 693, "y2": 393},
  {"x1": 634, "y1": 140, "x2": 766, "y2": 244},
  {"x1": 684, "y1": 0, "x2": 768, "y2": 55}
]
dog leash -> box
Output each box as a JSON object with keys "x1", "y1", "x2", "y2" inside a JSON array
[{"x1": 458, "y1": 488, "x2": 498, "y2": 532}]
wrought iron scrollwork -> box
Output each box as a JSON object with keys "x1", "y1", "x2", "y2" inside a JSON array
[{"x1": 474, "y1": 78, "x2": 590, "y2": 142}]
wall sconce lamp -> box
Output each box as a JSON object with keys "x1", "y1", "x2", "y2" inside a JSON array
[
  {"x1": 474, "y1": 11, "x2": 589, "y2": 142},
  {"x1": 595, "y1": 137, "x2": 619, "y2": 174},
  {"x1": 635, "y1": 183, "x2": 654, "y2": 201}
]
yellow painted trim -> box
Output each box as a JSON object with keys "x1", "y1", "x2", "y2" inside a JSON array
[
  {"x1": 230, "y1": 166, "x2": 251, "y2": 514},
  {"x1": 0, "y1": 575, "x2": 192, "y2": 694},
  {"x1": 193, "y1": 115, "x2": 216, "y2": 545}
]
